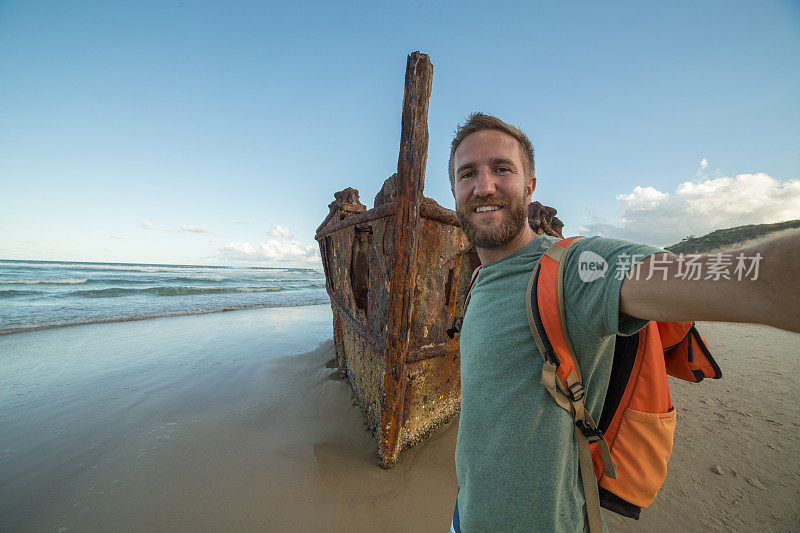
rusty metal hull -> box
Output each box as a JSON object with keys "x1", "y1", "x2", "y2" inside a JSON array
[{"x1": 316, "y1": 182, "x2": 479, "y2": 467}]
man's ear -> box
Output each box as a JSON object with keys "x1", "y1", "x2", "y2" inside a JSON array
[
  {"x1": 451, "y1": 184, "x2": 456, "y2": 200},
  {"x1": 526, "y1": 176, "x2": 536, "y2": 199}
]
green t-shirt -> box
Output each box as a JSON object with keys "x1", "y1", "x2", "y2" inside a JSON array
[{"x1": 455, "y1": 235, "x2": 664, "y2": 532}]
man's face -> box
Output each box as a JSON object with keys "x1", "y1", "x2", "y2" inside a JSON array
[{"x1": 452, "y1": 130, "x2": 534, "y2": 249}]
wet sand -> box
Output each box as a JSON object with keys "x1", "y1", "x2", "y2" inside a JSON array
[{"x1": 1, "y1": 309, "x2": 798, "y2": 531}]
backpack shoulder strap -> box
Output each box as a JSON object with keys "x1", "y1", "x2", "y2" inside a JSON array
[
  {"x1": 525, "y1": 236, "x2": 615, "y2": 533},
  {"x1": 446, "y1": 265, "x2": 482, "y2": 339},
  {"x1": 526, "y1": 237, "x2": 584, "y2": 398}
]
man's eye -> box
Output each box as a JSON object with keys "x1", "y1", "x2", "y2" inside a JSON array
[
  {"x1": 459, "y1": 171, "x2": 475, "y2": 180},
  {"x1": 495, "y1": 167, "x2": 511, "y2": 174}
]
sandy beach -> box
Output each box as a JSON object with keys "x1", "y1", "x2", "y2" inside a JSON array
[{"x1": 1, "y1": 307, "x2": 798, "y2": 532}]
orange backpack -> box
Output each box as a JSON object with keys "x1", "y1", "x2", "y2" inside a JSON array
[{"x1": 527, "y1": 237, "x2": 721, "y2": 531}]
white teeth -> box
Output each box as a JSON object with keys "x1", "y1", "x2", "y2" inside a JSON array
[{"x1": 476, "y1": 206, "x2": 501, "y2": 213}]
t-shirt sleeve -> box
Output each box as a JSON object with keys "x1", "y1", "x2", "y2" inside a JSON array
[{"x1": 561, "y1": 236, "x2": 666, "y2": 339}]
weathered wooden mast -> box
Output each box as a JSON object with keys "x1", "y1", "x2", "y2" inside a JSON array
[{"x1": 378, "y1": 51, "x2": 434, "y2": 467}]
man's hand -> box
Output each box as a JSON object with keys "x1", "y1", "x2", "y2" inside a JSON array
[{"x1": 619, "y1": 230, "x2": 800, "y2": 333}]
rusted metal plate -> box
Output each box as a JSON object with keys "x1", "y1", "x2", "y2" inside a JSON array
[
  {"x1": 315, "y1": 52, "x2": 567, "y2": 467},
  {"x1": 528, "y1": 201, "x2": 564, "y2": 238}
]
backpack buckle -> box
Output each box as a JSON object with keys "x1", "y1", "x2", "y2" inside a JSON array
[
  {"x1": 446, "y1": 317, "x2": 463, "y2": 339},
  {"x1": 568, "y1": 382, "x2": 585, "y2": 402},
  {"x1": 576, "y1": 420, "x2": 604, "y2": 442}
]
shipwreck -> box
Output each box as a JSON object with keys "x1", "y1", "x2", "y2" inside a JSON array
[{"x1": 315, "y1": 52, "x2": 564, "y2": 467}]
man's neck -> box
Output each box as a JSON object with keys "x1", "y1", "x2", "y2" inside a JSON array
[{"x1": 476, "y1": 226, "x2": 538, "y2": 265}]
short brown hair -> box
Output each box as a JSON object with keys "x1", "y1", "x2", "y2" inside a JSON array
[{"x1": 448, "y1": 113, "x2": 535, "y2": 188}]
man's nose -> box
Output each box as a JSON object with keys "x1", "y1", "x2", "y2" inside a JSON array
[{"x1": 474, "y1": 167, "x2": 496, "y2": 197}]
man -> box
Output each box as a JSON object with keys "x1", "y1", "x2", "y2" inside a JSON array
[{"x1": 448, "y1": 113, "x2": 799, "y2": 532}]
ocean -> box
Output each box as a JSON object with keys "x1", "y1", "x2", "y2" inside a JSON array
[{"x1": 0, "y1": 259, "x2": 329, "y2": 335}]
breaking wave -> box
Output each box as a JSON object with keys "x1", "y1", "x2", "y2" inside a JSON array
[
  {"x1": 0, "y1": 260, "x2": 331, "y2": 335},
  {"x1": 254, "y1": 278, "x2": 324, "y2": 282},
  {"x1": 0, "y1": 298, "x2": 332, "y2": 335},
  {"x1": 2, "y1": 278, "x2": 88, "y2": 285},
  {"x1": 0, "y1": 289, "x2": 39, "y2": 298},
  {"x1": 71, "y1": 286, "x2": 283, "y2": 298}
]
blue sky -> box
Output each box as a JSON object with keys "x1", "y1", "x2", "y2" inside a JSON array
[{"x1": 1, "y1": 0, "x2": 798, "y2": 266}]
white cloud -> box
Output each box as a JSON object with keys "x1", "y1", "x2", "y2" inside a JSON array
[
  {"x1": 268, "y1": 224, "x2": 293, "y2": 239},
  {"x1": 582, "y1": 173, "x2": 800, "y2": 247},
  {"x1": 220, "y1": 239, "x2": 320, "y2": 263},
  {"x1": 180, "y1": 225, "x2": 213, "y2": 234},
  {"x1": 700, "y1": 158, "x2": 709, "y2": 169},
  {"x1": 142, "y1": 221, "x2": 153, "y2": 229}
]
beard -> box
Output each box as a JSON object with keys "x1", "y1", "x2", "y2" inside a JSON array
[{"x1": 456, "y1": 191, "x2": 528, "y2": 249}]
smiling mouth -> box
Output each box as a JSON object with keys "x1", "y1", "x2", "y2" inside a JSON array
[{"x1": 475, "y1": 205, "x2": 502, "y2": 213}]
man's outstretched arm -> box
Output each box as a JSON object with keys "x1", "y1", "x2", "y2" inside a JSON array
[{"x1": 619, "y1": 230, "x2": 800, "y2": 333}]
